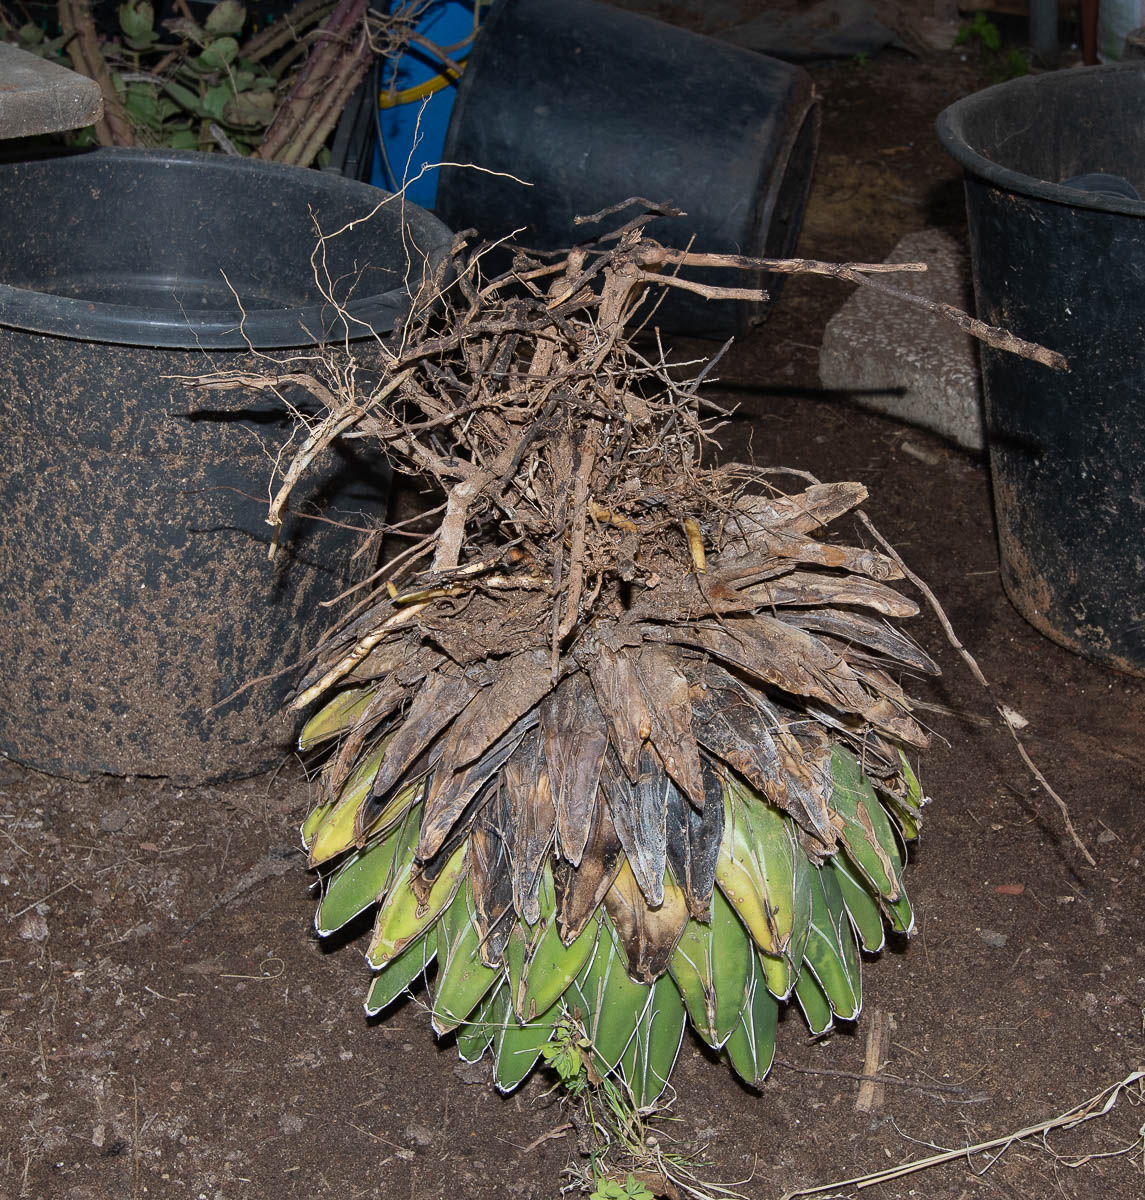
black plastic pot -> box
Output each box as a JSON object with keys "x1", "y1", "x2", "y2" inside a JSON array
[
  {"x1": 0, "y1": 148, "x2": 452, "y2": 782},
  {"x1": 435, "y1": 0, "x2": 819, "y2": 338},
  {"x1": 937, "y1": 65, "x2": 1145, "y2": 676}
]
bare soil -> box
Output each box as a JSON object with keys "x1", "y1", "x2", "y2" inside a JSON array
[{"x1": 5, "y1": 17, "x2": 1145, "y2": 1200}]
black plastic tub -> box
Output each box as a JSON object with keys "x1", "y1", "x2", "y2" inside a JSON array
[
  {"x1": 0, "y1": 148, "x2": 452, "y2": 782},
  {"x1": 435, "y1": 0, "x2": 819, "y2": 338},
  {"x1": 938, "y1": 65, "x2": 1145, "y2": 676}
]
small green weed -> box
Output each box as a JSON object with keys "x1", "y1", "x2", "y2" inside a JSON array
[
  {"x1": 591, "y1": 1174, "x2": 655, "y2": 1200},
  {"x1": 956, "y1": 10, "x2": 1002, "y2": 52},
  {"x1": 544, "y1": 1016, "x2": 745, "y2": 1200},
  {"x1": 955, "y1": 10, "x2": 1031, "y2": 79}
]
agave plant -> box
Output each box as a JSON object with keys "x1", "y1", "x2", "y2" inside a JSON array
[{"x1": 268, "y1": 214, "x2": 937, "y2": 1108}]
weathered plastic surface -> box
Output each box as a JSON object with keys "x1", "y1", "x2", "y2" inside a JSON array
[
  {"x1": 938, "y1": 65, "x2": 1145, "y2": 676},
  {"x1": 436, "y1": 0, "x2": 819, "y2": 338},
  {"x1": 0, "y1": 148, "x2": 452, "y2": 780}
]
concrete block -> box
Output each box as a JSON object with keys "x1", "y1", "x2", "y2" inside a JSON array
[
  {"x1": 818, "y1": 228, "x2": 984, "y2": 451},
  {"x1": 0, "y1": 42, "x2": 103, "y2": 139}
]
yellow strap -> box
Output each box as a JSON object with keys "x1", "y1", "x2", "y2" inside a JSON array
[{"x1": 378, "y1": 65, "x2": 463, "y2": 109}]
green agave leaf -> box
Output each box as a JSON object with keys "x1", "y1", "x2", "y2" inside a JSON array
[
  {"x1": 308, "y1": 743, "x2": 386, "y2": 865},
  {"x1": 301, "y1": 801, "x2": 333, "y2": 850},
  {"x1": 900, "y1": 751, "x2": 925, "y2": 810},
  {"x1": 363, "y1": 928, "x2": 435, "y2": 1016},
  {"x1": 829, "y1": 851, "x2": 886, "y2": 953},
  {"x1": 567, "y1": 917, "x2": 649, "y2": 1073},
  {"x1": 493, "y1": 998, "x2": 561, "y2": 1092},
  {"x1": 785, "y1": 827, "x2": 815, "y2": 974},
  {"x1": 618, "y1": 974, "x2": 686, "y2": 1111},
  {"x1": 830, "y1": 747, "x2": 905, "y2": 901},
  {"x1": 880, "y1": 750, "x2": 925, "y2": 840},
  {"x1": 517, "y1": 864, "x2": 600, "y2": 1021},
  {"x1": 456, "y1": 982, "x2": 509, "y2": 1064},
  {"x1": 882, "y1": 886, "x2": 914, "y2": 936},
  {"x1": 668, "y1": 885, "x2": 750, "y2": 1049},
  {"x1": 432, "y1": 882, "x2": 502, "y2": 1034},
  {"x1": 802, "y1": 865, "x2": 862, "y2": 1021},
  {"x1": 505, "y1": 922, "x2": 528, "y2": 1015},
  {"x1": 714, "y1": 780, "x2": 782, "y2": 955},
  {"x1": 309, "y1": 739, "x2": 423, "y2": 867},
  {"x1": 298, "y1": 685, "x2": 375, "y2": 750},
  {"x1": 723, "y1": 952, "x2": 779, "y2": 1088},
  {"x1": 792, "y1": 965, "x2": 833, "y2": 1036},
  {"x1": 734, "y1": 777, "x2": 803, "y2": 948},
  {"x1": 757, "y1": 948, "x2": 793, "y2": 1001},
  {"x1": 316, "y1": 807, "x2": 417, "y2": 936},
  {"x1": 366, "y1": 841, "x2": 467, "y2": 967}
]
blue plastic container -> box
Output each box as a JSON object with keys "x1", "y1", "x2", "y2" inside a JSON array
[{"x1": 371, "y1": 0, "x2": 482, "y2": 208}]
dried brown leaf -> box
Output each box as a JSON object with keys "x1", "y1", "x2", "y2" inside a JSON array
[
  {"x1": 417, "y1": 710, "x2": 537, "y2": 863},
  {"x1": 554, "y1": 794, "x2": 623, "y2": 946},
  {"x1": 603, "y1": 860, "x2": 688, "y2": 985},
  {"x1": 502, "y1": 730, "x2": 556, "y2": 925},
  {"x1": 587, "y1": 644, "x2": 652, "y2": 781},
  {"x1": 356, "y1": 669, "x2": 483, "y2": 839},
  {"x1": 603, "y1": 750, "x2": 668, "y2": 908},
  {"x1": 737, "y1": 571, "x2": 921, "y2": 618},
  {"x1": 470, "y1": 795, "x2": 515, "y2": 967},
  {"x1": 634, "y1": 646, "x2": 706, "y2": 810},
  {"x1": 777, "y1": 609, "x2": 938, "y2": 675},
  {"x1": 665, "y1": 761, "x2": 724, "y2": 920},
  {"x1": 686, "y1": 662, "x2": 836, "y2": 846},
  {"x1": 541, "y1": 676, "x2": 608, "y2": 867},
  {"x1": 448, "y1": 648, "x2": 555, "y2": 770}
]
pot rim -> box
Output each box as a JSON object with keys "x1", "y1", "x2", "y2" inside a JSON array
[{"x1": 936, "y1": 63, "x2": 1145, "y2": 217}]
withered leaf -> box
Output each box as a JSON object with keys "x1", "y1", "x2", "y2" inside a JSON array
[
  {"x1": 777, "y1": 608, "x2": 938, "y2": 675},
  {"x1": 721, "y1": 483, "x2": 869, "y2": 550},
  {"x1": 501, "y1": 729, "x2": 556, "y2": 925},
  {"x1": 719, "y1": 534, "x2": 901, "y2": 586},
  {"x1": 470, "y1": 791, "x2": 515, "y2": 967},
  {"x1": 686, "y1": 663, "x2": 835, "y2": 846},
  {"x1": 802, "y1": 701, "x2": 900, "y2": 778},
  {"x1": 587, "y1": 644, "x2": 651, "y2": 781},
  {"x1": 554, "y1": 792, "x2": 623, "y2": 946},
  {"x1": 738, "y1": 571, "x2": 920, "y2": 618},
  {"x1": 603, "y1": 750, "x2": 668, "y2": 908},
  {"x1": 291, "y1": 604, "x2": 408, "y2": 696},
  {"x1": 665, "y1": 760, "x2": 724, "y2": 920},
  {"x1": 650, "y1": 615, "x2": 916, "y2": 746},
  {"x1": 603, "y1": 860, "x2": 688, "y2": 984},
  {"x1": 356, "y1": 669, "x2": 482, "y2": 838},
  {"x1": 633, "y1": 646, "x2": 706, "y2": 810},
  {"x1": 541, "y1": 676, "x2": 608, "y2": 867},
  {"x1": 448, "y1": 647, "x2": 555, "y2": 770},
  {"x1": 417, "y1": 708, "x2": 537, "y2": 862}
]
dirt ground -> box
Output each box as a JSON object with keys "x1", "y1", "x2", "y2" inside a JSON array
[{"x1": 4, "y1": 10, "x2": 1145, "y2": 1200}]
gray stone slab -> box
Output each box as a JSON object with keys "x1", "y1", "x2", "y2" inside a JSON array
[
  {"x1": 0, "y1": 42, "x2": 103, "y2": 139},
  {"x1": 818, "y1": 228, "x2": 984, "y2": 451}
]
